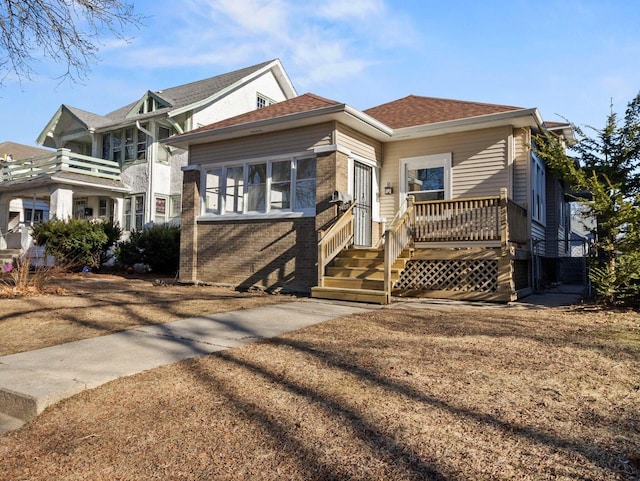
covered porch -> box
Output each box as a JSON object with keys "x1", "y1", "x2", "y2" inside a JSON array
[
  {"x1": 312, "y1": 188, "x2": 531, "y2": 304},
  {"x1": 0, "y1": 149, "x2": 128, "y2": 252}
]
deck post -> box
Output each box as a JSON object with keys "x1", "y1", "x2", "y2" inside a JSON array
[{"x1": 499, "y1": 188, "x2": 508, "y2": 253}]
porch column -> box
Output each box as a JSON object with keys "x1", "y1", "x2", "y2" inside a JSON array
[
  {"x1": 49, "y1": 186, "x2": 74, "y2": 220},
  {"x1": 0, "y1": 193, "x2": 9, "y2": 249}
]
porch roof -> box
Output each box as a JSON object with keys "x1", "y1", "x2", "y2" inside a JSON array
[
  {"x1": 0, "y1": 171, "x2": 129, "y2": 197},
  {"x1": 0, "y1": 142, "x2": 53, "y2": 160}
]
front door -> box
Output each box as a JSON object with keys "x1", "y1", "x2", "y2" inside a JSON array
[{"x1": 353, "y1": 161, "x2": 372, "y2": 246}]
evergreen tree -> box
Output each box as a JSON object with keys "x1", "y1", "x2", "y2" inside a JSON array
[{"x1": 534, "y1": 93, "x2": 640, "y2": 306}]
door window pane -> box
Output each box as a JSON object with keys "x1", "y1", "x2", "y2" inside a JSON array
[{"x1": 408, "y1": 166, "x2": 445, "y2": 201}]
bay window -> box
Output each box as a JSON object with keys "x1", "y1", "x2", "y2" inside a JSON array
[{"x1": 202, "y1": 156, "x2": 316, "y2": 217}]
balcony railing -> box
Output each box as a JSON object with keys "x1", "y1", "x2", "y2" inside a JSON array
[{"x1": 1, "y1": 148, "x2": 121, "y2": 182}]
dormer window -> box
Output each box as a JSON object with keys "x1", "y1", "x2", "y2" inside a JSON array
[
  {"x1": 256, "y1": 93, "x2": 275, "y2": 109},
  {"x1": 131, "y1": 91, "x2": 170, "y2": 117}
]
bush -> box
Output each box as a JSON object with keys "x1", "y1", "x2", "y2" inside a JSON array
[
  {"x1": 115, "y1": 224, "x2": 180, "y2": 275},
  {"x1": 98, "y1": 220, "x2": 123, "y2": 267},
  {"x1": 31, "y1": 218, "x2": 112, "y2": 269},
  {"x1": 589, "y1": 252, "x2": 640, "y2": 307}
]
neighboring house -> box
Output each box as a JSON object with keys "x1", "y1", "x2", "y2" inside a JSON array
[
  {"x1": 0, "y1": 59, "x2": 296, "y2": 251},
  {"x1": 168, "y1": 93, "x2": 575, "y2": 303},
  {"x1": 0, "y1": 142, "x2": 54, "y2": 251}
]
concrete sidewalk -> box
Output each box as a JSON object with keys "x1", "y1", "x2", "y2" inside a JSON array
[{"x1": 0, "y1": 299, "x2": 372, "y2": 433}]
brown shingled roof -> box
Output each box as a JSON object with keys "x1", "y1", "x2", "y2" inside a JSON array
[
  {"x1": 188, "y1": 93, "x2": 342, "y2": 134},
  {"x1": 0, "y1": 141, "x2": 53, "y2": 160},
  {"x1": 363, "y1": 95, "x2": 524, "y2": 129}
]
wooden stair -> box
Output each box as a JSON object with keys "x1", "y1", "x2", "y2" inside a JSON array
[{"x1": 311, "y1": 247, "x2": 411, "y2": 304}]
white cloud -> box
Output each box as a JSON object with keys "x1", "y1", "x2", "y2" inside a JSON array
[
  {"x1": 316, "y1": 0, "x2": 384, "y2": 20},
  {"x1": 102, "y1": 0, "x2": 419, "y2": 90}
]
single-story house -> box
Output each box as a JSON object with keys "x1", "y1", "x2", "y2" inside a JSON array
[{"x1": 167, "y1": 92, "x2": 575, "y2": 303}]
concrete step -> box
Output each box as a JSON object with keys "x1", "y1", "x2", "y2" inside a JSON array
[{"x1": 311, "y1": 286, "x2": 389, "y2": 304}]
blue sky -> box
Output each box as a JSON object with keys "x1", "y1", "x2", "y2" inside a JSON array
[{"x1": 1, "y1": 0, "x2": 639, "y2": 147}]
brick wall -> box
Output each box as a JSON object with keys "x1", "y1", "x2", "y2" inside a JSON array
[
  {"x1": 180, "y1": 150, "x2": 346, "y2": 292},
  {"x1": 195, "y1": 217, "x2": 317, "y2": 292}
]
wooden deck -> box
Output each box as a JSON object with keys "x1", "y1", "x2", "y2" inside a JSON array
[{"x1": 312, "y1": 189, "x2": 531, "y2": 304}]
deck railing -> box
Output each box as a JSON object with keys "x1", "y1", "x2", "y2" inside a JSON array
[
  {"x1": 383, "y1": 196, "x2": 415, "y2": 300},
  {"x1": 1, "y1": 149, "x2": 121, "y2": 182},
  {"x1": 413, "y1": 194, "x2": 502, "y2": 243},
  {"x1": 317, "y1": 203, "x2": 356, "y2": 287},
  {"x1": 411, "y1": 188, "x2": 527, "y2": 246}
]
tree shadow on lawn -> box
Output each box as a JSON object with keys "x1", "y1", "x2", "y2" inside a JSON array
[
  {"x1": 178, "y1": 327, "x2": 636, "y2": 480},
  {"x1": 375, "y1": 309, "x2": 640, "y2": 362}
]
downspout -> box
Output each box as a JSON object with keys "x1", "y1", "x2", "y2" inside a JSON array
[{"x1": 137, "y1": 121, "x2": 154, "y2": 226}]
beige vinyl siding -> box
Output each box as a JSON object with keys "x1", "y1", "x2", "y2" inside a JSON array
[
  {"x1": 513, "y1": 128, "x2": 530, "y2": 206},
  {"x1": 336, "y1": 124, "x2": 383, "y2": 162},
  {"x1": 189, "y1": 123, "x2": 333, "y2": 165},
  {"x1": 380, "y1": 126, "x2": 511, "y2": 220}
]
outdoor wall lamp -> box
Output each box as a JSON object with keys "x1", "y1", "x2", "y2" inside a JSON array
[{"x1": 384, "y1": 182, "x2": 394, "y2": 195}]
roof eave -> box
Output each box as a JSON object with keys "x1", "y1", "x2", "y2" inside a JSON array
[
  {"x1": 389, "y1": 108, "x2": 543, "y2": 140},
  {"x1": 36, "y1": 105, "x2": 89, "y2": 146},
  {"x1": 165, "y1": 104, "x2": 392, "y2": 149}
]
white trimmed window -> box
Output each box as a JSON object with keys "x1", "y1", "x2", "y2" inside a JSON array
[
  {"x1": 203, "y1": 157, "x2": 316, "y2": 217},
  {"x1": 102, "y1": 124, "x2": 148, "y2": 164},
  {"x1": 256, "y1": 93, "x2": 275, "y2": 109},
  {"x1": 401, "y1": 153, "x2": 452, "y2": 202},
  {"x1": 124, "y1": 194, "x2": 145, "y2": 231}
]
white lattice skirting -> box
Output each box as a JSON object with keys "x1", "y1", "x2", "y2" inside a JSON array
[{"x1": 395, "y1": 259, "x2": 499, "y2": 292}]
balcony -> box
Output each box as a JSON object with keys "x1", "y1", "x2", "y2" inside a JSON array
[{"x1": 1, "y1": 149, "x2": 121, "y2": 183}]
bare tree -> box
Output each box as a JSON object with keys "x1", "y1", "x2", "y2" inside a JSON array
[{"x1": 0, "y1": 0, "x2": 143, "y2": 83}]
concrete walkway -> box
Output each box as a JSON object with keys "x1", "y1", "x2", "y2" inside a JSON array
[
  {"x1": 0, "y1": 299, "x2": 373, "y2": 433},
  {"x1": 0, "y1": 288, "x2": 585, "y2": 434}
]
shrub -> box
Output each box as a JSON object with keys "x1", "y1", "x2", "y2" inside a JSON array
[
  {"x1": 589, "y1": 252, "x2": 640, "y2": 307},
  {"x1": 115, "y1": 224, "x2": 180, "y2": 275},
  {"x1": 98, "y1": 220, "x2": 123, "y2": 267},
  {"x1": 31, "y1": 218, "x2": 110, "y2": 269}
]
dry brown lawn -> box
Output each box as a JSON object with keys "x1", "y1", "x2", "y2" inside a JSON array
[
  {"x1": 0, "y1": 273, "x2": 293, "y2": 356},
  {"x1": 0, "y1": 276, "x2": 639, "y2": 480}
]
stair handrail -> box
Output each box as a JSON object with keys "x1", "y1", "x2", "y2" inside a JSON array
[
  {"x1": 317, "y1": 202, "x2": 356, "y2": 287},
  {"x1": 383, "y1": 196, "x2": 415, "y2": 300}
]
